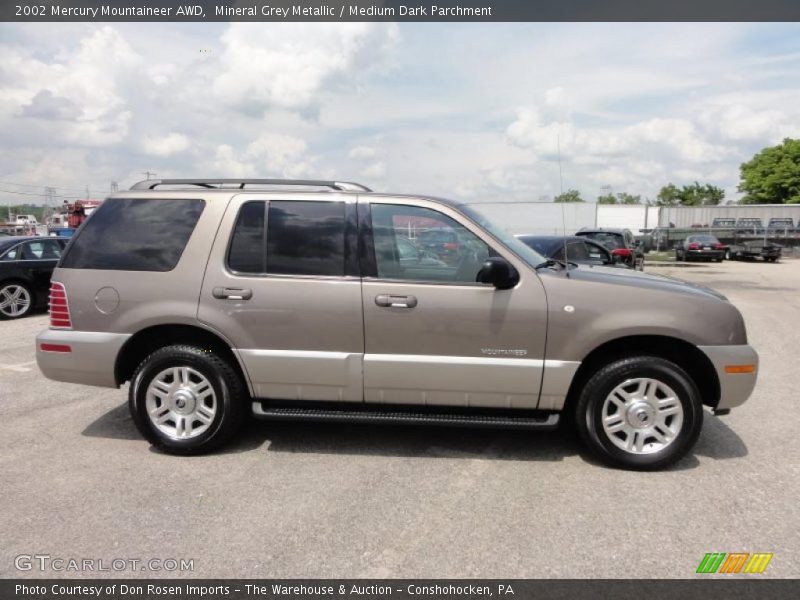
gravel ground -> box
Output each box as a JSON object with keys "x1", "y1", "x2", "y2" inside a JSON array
[{"x1": 0, "y1": 258, "x2": 797, "y2": 579}]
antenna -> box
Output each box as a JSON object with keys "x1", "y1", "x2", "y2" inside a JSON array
[{"x1": 557, "y1": 133, "x2": 570, "y2": 278}]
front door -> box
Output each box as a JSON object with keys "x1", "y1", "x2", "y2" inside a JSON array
[{"x1": 360, "y1": 198, "x2": 548, "y2": 409}]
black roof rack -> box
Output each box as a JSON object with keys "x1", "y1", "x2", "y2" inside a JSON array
[{"x1": 129, "y1": 179, "x2": 372, "y2": 192}]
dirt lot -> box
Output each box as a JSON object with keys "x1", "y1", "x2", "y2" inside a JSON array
[{"x1": 0, "y1": 259, "x2": 797, "y2": 578}]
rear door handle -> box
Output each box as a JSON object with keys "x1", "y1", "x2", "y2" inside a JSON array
[
  {"x1": 212, "y1": 287, "x2": 252, "y2": 300},
  {"x1": 375, "y1": 294, "x2": 418, "y2": 308}
]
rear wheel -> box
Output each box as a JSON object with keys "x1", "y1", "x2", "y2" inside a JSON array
[
  {"x1": 0, "y1": 281, "x2": 33, "y2": 319},
  {"x1": 129, "y1": 345, "x2": 246, "y2": 454},
  {"x1": 575, "y1": 356, "x2": 703, "y2": 470}
]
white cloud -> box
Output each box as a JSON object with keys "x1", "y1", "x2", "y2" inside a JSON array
[
  {"x1": 349, "y1": 145, "x2": 378, "y2": 159},
  {"x1": 212, "y1": 23, "x2": 399, "y2": 112},
  {"x1": 141, "y1": 133, "x2": 190, "y2": 157},
  {"x1": 211, "y1": 133, "x2": 317, "y2": 179},
  {"x1": 362, "y1": 161, "x2": 386, "y2": 178}
]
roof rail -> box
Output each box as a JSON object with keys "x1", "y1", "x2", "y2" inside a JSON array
[{"x1": 129, "y1": 179, "x2": 372, "y2": 192}]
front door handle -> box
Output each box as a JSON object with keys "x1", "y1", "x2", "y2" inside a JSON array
[
  {"x1": 375, "y1": 294, "x2": 418, "y2": 308},
  {"x1": 212, "y1": 287, "x2": 253, "y2": 300}
]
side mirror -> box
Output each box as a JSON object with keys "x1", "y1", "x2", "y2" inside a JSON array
[{"x1": 477, "y1": 257, "x2": 519, "y2": 290}]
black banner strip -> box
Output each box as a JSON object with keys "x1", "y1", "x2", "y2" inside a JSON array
[{"x1": 3, "y1": 1, "x2": 800, "y2": 23}]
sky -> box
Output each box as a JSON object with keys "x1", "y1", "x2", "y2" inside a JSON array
[{"x1": 1, "y1": 22, "x2": 799, "y2": 205}]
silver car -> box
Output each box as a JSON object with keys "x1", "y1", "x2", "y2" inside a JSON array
[{"x1": 36, "y1": 179, "x2": 758, "y2": 470}]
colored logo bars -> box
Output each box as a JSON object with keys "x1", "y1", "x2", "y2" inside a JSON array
[{"x1": 697, "y1": 552, "x2": 773, "y2": 574}]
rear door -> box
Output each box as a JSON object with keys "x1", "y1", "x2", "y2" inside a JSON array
[
  {"x1": 20, "y1": 239, "x2": 63, "y2": 297},
  {"x1": 198, "y1": 194, "x2": 364, "y2": 402},
  {"x1": 359, "y1": 197, "x2": 548, "y2": 409}
]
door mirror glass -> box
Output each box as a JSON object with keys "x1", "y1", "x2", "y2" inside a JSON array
[{"x1": 477, "y1": 257, "x2": 519, "y2": 290}]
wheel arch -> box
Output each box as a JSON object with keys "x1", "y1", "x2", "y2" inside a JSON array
[
  {"x1": 562, "y1": 335, "x2": 721, "y2": 414},
  {"x1": 115, "y1": 323, "x2": 251, "y2": 393}
]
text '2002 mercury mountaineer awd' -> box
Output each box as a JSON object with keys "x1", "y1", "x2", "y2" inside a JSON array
[{"x1": 36, "y1": 179, "x2": 758, "y2": 470}]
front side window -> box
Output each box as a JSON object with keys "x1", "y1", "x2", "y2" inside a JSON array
[
  {"x1": 371, "y1": 204, "x2": 492, "y2": 283},
  {"x1": 60, "y1": 198, "x2": 205, "y2": 271}
]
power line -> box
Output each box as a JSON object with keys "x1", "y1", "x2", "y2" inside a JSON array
[
  {"x1": 0, "y1": 179, "x2": 107, "y2": 195},
  {"x1": 0, "y1": 187, "x2": 83, "y2": 200}
]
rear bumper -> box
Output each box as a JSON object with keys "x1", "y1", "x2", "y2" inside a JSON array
[
  {"x1": 36, "y1": 329, "x2": 131, "y2": 388},
  {"x1": 697, "y1": 344, "x2": 759, "y2": 410},
  {"x1": 687, "y1": 250, "x2": 724, "y2": 260}
]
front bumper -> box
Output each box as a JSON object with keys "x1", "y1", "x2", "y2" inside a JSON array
[
  {"x1": 697, "y1": 344, "x2": 759, "y2": 410},
  {"x1": 36, "y1": 329, "x2": 131, "y2": 388}
]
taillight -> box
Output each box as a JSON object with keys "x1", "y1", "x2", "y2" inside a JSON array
[
  {"x1": 611, "y1": 248, "x2": 632, "y2": 257},
  {"x1": 49, "y1": 282, "x2": 72, "y2": 329},
  {"x1": 714, "y1": 243, "x2": 725, "y2": 250},
  {"x1": 688, "y1": 243, "x2": 700, "y2": 250},
  {"x1": 443, "y1": 242, "x2": 459, "y2": 251}
]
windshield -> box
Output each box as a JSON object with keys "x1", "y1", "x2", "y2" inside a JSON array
[
  {"x1": 458, "y1": 204, "x2": 546, "y2": 267},
  {"x1": 579, "y1": 231, "x2": 624, "y2": 249},
  {"x1": 689, "y1": 235, "x2": 719, "y2": 243}
]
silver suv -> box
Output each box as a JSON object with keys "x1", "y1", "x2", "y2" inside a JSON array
[{"x1": 36, "y1": 179, "x2": 758, "y2": 470}]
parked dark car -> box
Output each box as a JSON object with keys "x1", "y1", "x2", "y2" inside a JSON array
[
  {"x1": 0, "y1": 236, "x2": 68, "y2": 319},
  {"x1": 516, "y1": 235, "x2": 629, "y2": 268},
  {"x1": 416, "y1": 228, "x2": 463, "y2": 265},
  {"x1": 727, "y1": 240, "x2": 782, "y2": 262},
  {"x1": 711, "y1": 218, "x2": 736, "y2": 228},
  {"x1": 676, "y1": 234, "x2": 726, "y2": 262},
  {"x1": 575, "y1": 228, "x2": 644, "y2": 270}
]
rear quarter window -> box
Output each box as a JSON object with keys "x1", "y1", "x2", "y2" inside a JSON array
[{"x1": 60, "y1": 198, "x2": 205, "y2": 271}]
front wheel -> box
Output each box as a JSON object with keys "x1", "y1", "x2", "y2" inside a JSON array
[
  {"x1": 575, "y1": 356, "x2": 703, "y2": 470},
  {"x1": 129, "y1": 345, "x2": 246, "y2": 454}
]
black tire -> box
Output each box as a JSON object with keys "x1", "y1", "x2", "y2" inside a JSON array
[
  {"x1": 575, "y1": 356, "x2": 703, "y2": 471},
  {"x1": 0, "y1": 280, "x2": 34, "y2": 320},
  {"x1": 129, "y1": 345, "x2": 246, "y2": 455}
]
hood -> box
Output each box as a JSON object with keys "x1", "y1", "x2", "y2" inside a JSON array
[{"x1": 563, "y1": 264, "x2": 728, "y2": 302}]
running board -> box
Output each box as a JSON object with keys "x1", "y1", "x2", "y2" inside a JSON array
[{"x1": 252, "y1": 403, "x2": 560, "y2": 430}]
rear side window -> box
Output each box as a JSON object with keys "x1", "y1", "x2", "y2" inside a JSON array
[
  {"x1": 227, "y1": 200, "x2": 346, "y2": 277},
  {"x1": 60, "y1": 198, "x2": 204, "y2": 271},
  {"x1": 228, "y1": 201, "x2": 266, "y2": 273}
]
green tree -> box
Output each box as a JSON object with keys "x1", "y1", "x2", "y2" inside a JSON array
[
  {"x1": 616, "y1": 192, "x2": 642, "y2": 205},
  {"x1": 597, "y1": 193, "x2": 617, "y2": 204},
  {"x1": 739, "y1": 138, "x2": 800, "y2": 204},
  {"x1": 679, "y1": 182, "x2": 725, "y2": 206},
  {"x1": 657, "y1": 183, "x2": 681, "y2": 206},
  {"x1": 656, "y1": 182, "x2": 724, "y2": 206},
  {"x1": 553, "y1": 189, "x2": 584, "y2": 203}
]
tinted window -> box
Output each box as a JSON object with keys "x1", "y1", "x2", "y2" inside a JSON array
[
  {"x1": 228, "y1": 202, "x2": 265, "y2": 273},
  {"x1": 61, "y1": 199, "x2": 204, "y2": 271},
  {"x1": 371, "y1": 204, "x2": 492, "y2": 283},
  {"x1": 567, "y1": 241, "x2": 591, "y2": 261},
  {"x1": 581, "y1": 232, "x2": 624, "y2": 250},
  {"x1": 22, "y1": 239, "x2": 62, "y2": 260},
  {"x1": 266, "y1": 201, "x2": 345, "y2": 277},
  {"x1": 1, "y1": 245, "x2": 20, "y2": 261}
]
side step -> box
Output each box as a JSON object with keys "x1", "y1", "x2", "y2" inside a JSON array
[{"x1": 252, "y1": 402, "x2": 560, "y2": 430}]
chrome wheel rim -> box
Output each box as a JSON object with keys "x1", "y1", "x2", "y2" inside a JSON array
[
  {"x1": 0, "y1": 284, "x2": 31, "y2": 317},
  {"x1": 145, "y1": 366, "x2": 217, "y2": 440},
  {"x1": 601, "y1": 377, "x2": 684, "y2": 454}
]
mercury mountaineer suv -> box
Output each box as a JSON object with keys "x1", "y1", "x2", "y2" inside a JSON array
[{"x1": 36, "y1": 179, "x2": 758, "y2": 470}]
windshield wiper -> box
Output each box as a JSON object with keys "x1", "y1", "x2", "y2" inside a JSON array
[{"x1": 534, "y1": 258, "x2": 579, "y2": 270}]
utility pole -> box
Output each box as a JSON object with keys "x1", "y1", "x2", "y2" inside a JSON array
[
  {"x1": 45, "y1": 186, "x2": 55, "y2": 207},
  {"x1": 110, "y1": 181, "x2": 119, "y2": 193},
  {"x1": 142, "y1": 170, "x2": 157, "y2": 180}
]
